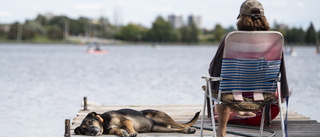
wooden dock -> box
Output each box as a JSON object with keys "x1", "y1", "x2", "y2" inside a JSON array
[{"x1": 68, "y1": 100, "x2": 320, "y2": 137}]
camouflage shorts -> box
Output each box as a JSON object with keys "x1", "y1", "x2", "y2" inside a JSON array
[{"x1": 214, "y1": 93, "x2": 276, "y2": 111}]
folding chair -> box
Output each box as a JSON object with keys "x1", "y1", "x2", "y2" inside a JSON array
[{"x1": 200, "y1": 31, "x2": 286, "y2": 137}]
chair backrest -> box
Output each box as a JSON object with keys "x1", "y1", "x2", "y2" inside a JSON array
[{"x1": 219, "y1": 31, "x2": 284, "y2": 93}]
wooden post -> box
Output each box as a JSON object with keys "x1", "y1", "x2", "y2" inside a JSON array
[
  {"x1": 64, "y1": 119, "x2": 70, "y2": 137},
  {"x1": 83, "y1": 96, "x2": 88, "y2": 111}
]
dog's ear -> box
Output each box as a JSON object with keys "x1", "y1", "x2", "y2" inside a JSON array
[
  {"x1": 74, "y1": 126, "x2": 85, "y2": 135},
  {"x1": 86, "y1": 112, "x2": 98, "y2": 118}
]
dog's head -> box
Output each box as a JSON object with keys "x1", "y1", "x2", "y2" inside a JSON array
[{"x1": 74, "y1": 112, "x2": 104, "y2": 136}]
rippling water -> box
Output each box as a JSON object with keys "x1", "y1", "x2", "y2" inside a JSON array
[{"x1": 0, "y1": 44, "x2": 319, "y2": 137}]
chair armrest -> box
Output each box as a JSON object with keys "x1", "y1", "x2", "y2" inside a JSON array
[{"x1": 202, "y1": 76, "x2": 222, "y2": 82}]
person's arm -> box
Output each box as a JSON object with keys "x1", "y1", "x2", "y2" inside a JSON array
[
  {"x1": 208, "y1": 35, "x2": 227, "y2": 77},
  {"x1": 280, "y1": 54, "x2": 290, "y2": 98},
  {"x1": 208, "y1": 34, "x2": 227, "y2": 92}
]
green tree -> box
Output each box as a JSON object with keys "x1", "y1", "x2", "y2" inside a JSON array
[
  {"x1": 69, "y1": 17, "x2": 87, "y2": 36},
  {"x1": 305, "y1": 22, "x2": 318, "y2": 45},
  {"x1": 24, "y1": 20, "x2": 46, "y2": 36},
  {"x1": 179, "y1": 23, "x2": 199, "y2": 43},
  {"x1": 119, "y1": 23, "x2": 147, "y2": 42},
  {"x1": 212, "y1": 24, "x2": 226, "y2": 42},
  {"x1": 35, "y1": 14, "x2": 49, "y2": 26},
  {"x1": 96, "y1": 17, "x2": 115, "y2": 38},
  {"x1": 285, "y1": 27, "x2": 305, "y2": 44},
  {"x1": 47, "y1": 16, "x2": 70, "y2": 37},
  {"x1": 147, "y1": 16, "x2": 177, "y2": 42},
  {"x1": 318, "y1": 30, "x2": 320, "y2": 44},
  {"x1": 7, "y1": 22, "x2": 19, "y2": 40},
  {"x1": 0, "y1": 25, "x2": 7, "y2": 38},
  {"x1": 47, "y1": 25, "x2": 63, "y2": 40},
  {"x1": 48, "y1": 16, "x2": 66, "y2": 28},
  {"x1": 21, "y1": 25, "x2": 36, "y2": 40},
  {"x1": 179, "y1": 26, "x2": 189, "y2": 42},
  {"x1": 189, "y1": 22, "x2": 199, "y2": 43}
]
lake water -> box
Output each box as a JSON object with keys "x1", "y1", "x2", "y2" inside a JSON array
[{"x1": 0, "y1": 44, "x2": 319, "y2": 137}]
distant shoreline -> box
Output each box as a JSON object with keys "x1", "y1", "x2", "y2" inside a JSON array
[{"x1": 0, "y1": 41, "x2": 318, "y2": 47}]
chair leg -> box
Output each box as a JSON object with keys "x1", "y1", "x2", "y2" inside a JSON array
[
  {"x1": 278, "y1": 92, "x2": 286, "y2": 137},
  {"x1": 259, "y1": 106, "x2": 266, "y2": 137},
  {"x1": 207, "y1": 82, "x2": 217, "y2": 137},
  {"x1": 200, "y1": 92, "x2": 207, "y2": 137},
  {"x1": 206, "y1": 97, "x2": 211, "y2": 118}
]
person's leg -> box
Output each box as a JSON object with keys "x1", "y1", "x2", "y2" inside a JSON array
[{"x1": 216, "y1": 104, "x2": 230, "y2": 137}]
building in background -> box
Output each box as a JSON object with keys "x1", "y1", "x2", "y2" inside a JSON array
[
  {"x1": 168, "y1": 14, "x2": 202, "y2": 29},
  {"x1": 188, "y1": 15, "x2": 202, "y2": 29},
  {"x1": 168, "y1": 14, "x2": 184, "y2": 29}
]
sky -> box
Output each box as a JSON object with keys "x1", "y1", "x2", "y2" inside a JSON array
[{"x1": 0, "y1": 0, "x2": 319, "y2": 30}]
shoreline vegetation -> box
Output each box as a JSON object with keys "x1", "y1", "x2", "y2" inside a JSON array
[
  {"x1": 0, "y1": 14, "x2": 319, "y2": 46},
  {"x1": 0, "y1": 36, "x2": 318, "y2": 47},
  {"x1": 0, "y1": 39, "x2": 320, "y2": 47}
]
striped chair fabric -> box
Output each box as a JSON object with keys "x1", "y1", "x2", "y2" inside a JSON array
[{"x1": 219, "y1": 58, "x2": 281, "y2": 93}]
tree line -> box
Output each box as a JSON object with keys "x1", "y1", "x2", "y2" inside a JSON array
[{"x1": 0, "y1": 14, "x2": 319, "y2": 45}]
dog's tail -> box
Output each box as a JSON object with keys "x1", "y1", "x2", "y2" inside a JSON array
[{"x1": 182, "y1": 111, "x2": 200, "y2": 127}]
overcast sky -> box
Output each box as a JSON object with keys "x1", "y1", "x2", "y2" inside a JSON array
[{"x1": 1, "y1": 0, "x2": 319, "y2": 30}]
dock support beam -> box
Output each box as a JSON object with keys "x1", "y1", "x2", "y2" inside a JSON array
[
  {"x1": 83, "y1": 96, "x2": 88, "y2": 111},
  {"x1": 64, "y1": 119, "x2": 70, "y2": 137}
]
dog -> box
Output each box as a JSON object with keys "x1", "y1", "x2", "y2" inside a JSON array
[{"x1": 74, "y1": 108, "x2": 200, "y2": 136}]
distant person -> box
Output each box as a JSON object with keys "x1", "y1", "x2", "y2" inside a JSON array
[
  {"x1": 87, "y1": 42, "x2": 101, "y2": 51},
  {"x1": 94, "y1": 42, "x2": 101, "y2": 51},
  {"x1": 208, "y1": 0, "x2": 290, "y2": 137}
]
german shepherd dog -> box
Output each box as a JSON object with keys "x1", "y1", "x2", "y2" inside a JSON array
[{"x1": 75, "y1": 108, "x2": 200, "y2": 136}]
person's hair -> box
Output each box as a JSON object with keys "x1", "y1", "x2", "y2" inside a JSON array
[{"x1": 237, "y1": 9, "x2": 270, "y2": 31}]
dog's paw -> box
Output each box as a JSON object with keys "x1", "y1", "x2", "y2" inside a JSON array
[
  {"x1": 185, "y1": 127, "x2": 196, "y2": 134},
  {"x1": 121, "y1": 130, "x2": 130, "y2": 137},
  {"x1": 129, "y1": 132, "x2": 138, "y2": 137}
]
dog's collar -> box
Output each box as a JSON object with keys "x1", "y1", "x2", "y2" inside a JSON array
[{"x1": 96, "y1": 115, "x2": 104, "y2": 123}]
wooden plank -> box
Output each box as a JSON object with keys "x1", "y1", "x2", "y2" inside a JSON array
[{"x1": 69, "y1": 103, "x2": 320, "y2": 137}]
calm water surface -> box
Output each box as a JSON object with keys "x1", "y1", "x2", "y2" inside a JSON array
[{"x1": 0, "y1": 44, "x2": 319, "y2": 137}]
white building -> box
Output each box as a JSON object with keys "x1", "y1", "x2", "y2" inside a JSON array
[
  {"x1": 188, "y1": 15, "x2": 202, "y2": 29},
  {"x1": 168, "y1": 15, "x2": 183, "y2": 29},
  {"x1": 168, "y1": 14, "x2": 203, "y2": 29}
]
